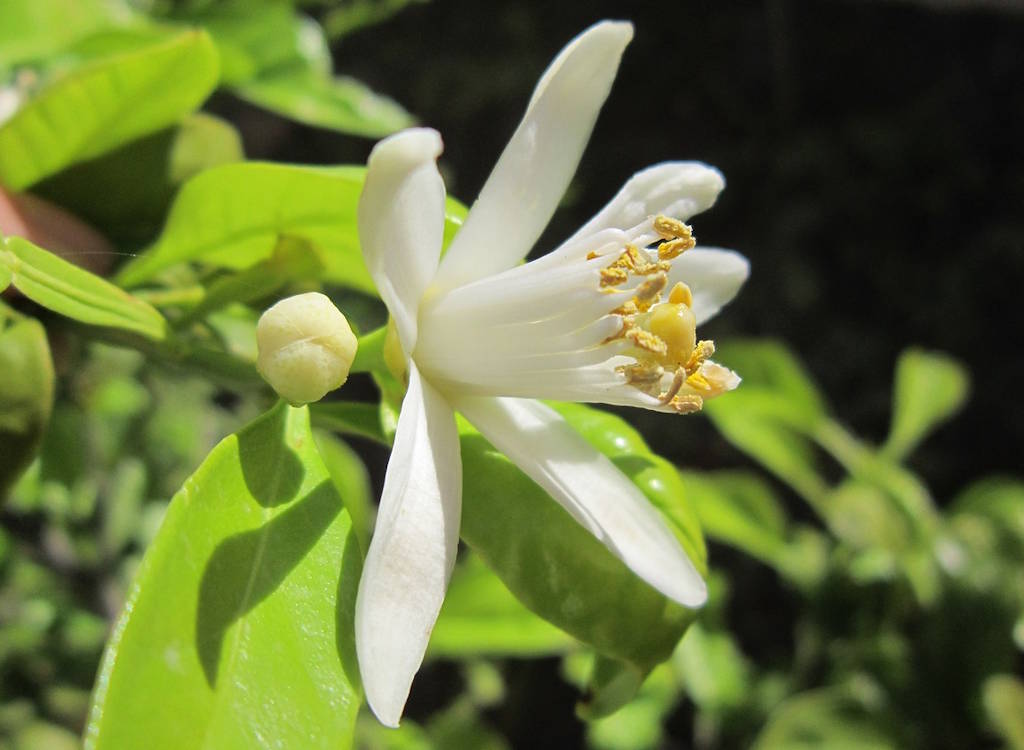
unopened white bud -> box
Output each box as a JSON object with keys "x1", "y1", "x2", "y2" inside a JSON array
[{"x1": 256, "y1": 292, "x2": 358, "y2": 406}]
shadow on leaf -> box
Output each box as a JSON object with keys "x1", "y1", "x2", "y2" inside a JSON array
[{"x1": 196, "y1": 480, "x2": 341, "y2": 686}]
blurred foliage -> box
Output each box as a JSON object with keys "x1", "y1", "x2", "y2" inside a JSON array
[{"x1": 0, "y1": 0, "x2": 1021, "y2": 748}]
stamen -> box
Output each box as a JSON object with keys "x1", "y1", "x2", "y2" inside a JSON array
[
  {"x1": 669, "y1": 394, "x2": 704, "y2": 414},
  {"x1": 625, "y1": 327, "x2": 667, "y2": 355},
  {"x1": 653, "y1": 215, "x2": 694, "y2": 241},
  {"x1": 600, "y1": 267, "x2": 629, "y2": 287}
]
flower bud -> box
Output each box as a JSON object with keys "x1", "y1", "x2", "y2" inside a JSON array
[{"x1": 256, "y1": 292, "x2": 357, "y2": 406}]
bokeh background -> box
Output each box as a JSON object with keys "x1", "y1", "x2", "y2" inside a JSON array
[{"x1": 212, "y1": 1, "x2": 1024, "y2": 744}]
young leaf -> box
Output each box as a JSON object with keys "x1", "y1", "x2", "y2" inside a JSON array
[
  {"x1": 429, "y1": 553, "x2": 576, "y2": 658},
  {"x1": 117, "y1": 163, "x2": 466, "y2": 291},
  {"x1": 0, "y1": 30, "x2": 219, "y2": 190},
  {"x1": 0, "y1": 316, "x2": 54, "y2": 499},
  {"x1": 751, "y1": 687, "x2": 898, "y2": 750},
  {"x1": 1, "y1": 236, "x2": 167, "y2": 340},
  {"x1": 86, "y1": 402, "x2": 363, "y2": 750},
  {"x1": 983, "y1": 674, "x2": 1024, "y2": 750},
  {"x1": 883, "y1": 348, "x2": 970, "y2": 461},
  {"x1": 311, "y1": 401, "x2": 389, "y2": 445}
]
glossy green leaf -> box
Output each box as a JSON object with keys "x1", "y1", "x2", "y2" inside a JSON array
[
  {"x1": 429, "y1": 553, "x2": 576, "y2": 658},
  {"x1": 34, "y1": 113, "x2": 244, "y2": 246},
  {"x1": 0, "y1": 316, "x2": 54, "y2": 499},
  {"x1": 681, "y1": 470, "x2": 789, "y2": 567},
  {"x1": 117, "y1": 163, "x2": 466, "y2": 291},
  {"x1": 0, "y1": 30, "x2": 219, "y2": 189},
  {"x1": 0, "y1": 0, "x2": 130, "y2": 67},
  {"x1": 1, "y1": 236, "x2": 167, "y2": 339},
  {"x1": 883, "y1": 348, "x2": 970, "y2": 460},
  {"x1": 458, "y1": 402, "x2": 706, "y2": 672},
  {"x1": 85, "y1": 402, "x2": 363, "y2": 750},
  {"x1": 235, "y1": 70, "x2": 413, "y2": 137},
  {"x1": 983, "y1": 674, "x2": 1024, "y2": 750}
]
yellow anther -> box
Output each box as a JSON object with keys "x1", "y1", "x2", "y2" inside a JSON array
[
  {"x1": 684, "y1": 339, "x2": 716, "y2": 375},
  {"x1": 658, "y1": 236, "x2": 696, "y2": 261},
  {"x1": 653, "y1": 215, "x2": 694, "y2": 241},
  {"x1": 635, "y1": 274, "x2": 667, "y2": 302},
  {"x1": 668, "y1": 281, "x2": 693, "y2": 306},
  {"x1": 626, "y1": 327, "x2": 667, "y2": 355},
  {"x1": 669, "y1": 394, "x2": 704, "y2": 414},
  {"x1": 600, "y1": 267, "x2": 629, "y2": 287}
]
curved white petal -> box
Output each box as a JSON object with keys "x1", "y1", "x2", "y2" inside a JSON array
[
  {"x1": 668, "y1": 247, "x2": 750, "y2": 325},
  {"x1": 454, "y1": 396, "x2": 707, "y2": 607},
  {"x1": 433, "y1": 21, "x2": 634, "y2": 294},
  {"x1": 355, "y1": 363, "x2": 462, "y2": 727},
  {"x1": 358, "y1": 128, "x2": 446, "y2": 355},
  {"x1": 561, "y1": 162, "x2": 726, "y2": 254}
]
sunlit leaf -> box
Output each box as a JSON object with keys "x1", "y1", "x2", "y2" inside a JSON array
[
  {"x1": 2, "y1": 237, "x2": 165, "y2": 340},
  {"x1": 0, "y1": 30, "x2": 219, "y2": 189},
  {"x1": 235, "y1": 71, "x2": 413, "y2": 137},
  {"x1": 681, "y1": 470, "x2": 789, "y2": 567},
  {"x1": 0, "y1": 316, "x2": 54, "y2": 499},
  {"x1": 313, "y1": 428, "x2": 372, "y2": 553},
  {"x1": 883, "y1": 348, "x2": 969, "y2": 461},
  {"x1": 429, "y1": 553, "x2": 576, "y2": 658},
  {"x1": 117, "y1": 163, "x2": 466, "y2": 292},
  {"x1": 1, "y1": 236, "x2": 167, "y2": 340},
  {"x1": 0, "y1": 0, "x2": 132, "y2": 67},
  {"x1": 85, "y1": 402, "x2": 363, "y2": 750}
]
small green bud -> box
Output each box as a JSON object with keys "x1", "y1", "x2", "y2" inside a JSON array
[{"x1": 256, "y1": 292, "x2": 357, "y2": 406}]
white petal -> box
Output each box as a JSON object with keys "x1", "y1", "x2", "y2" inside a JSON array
[
  {"x1": 668, "y1": 247, "x2": 750, "y2": 325},
  {"x1": 355, "y1": 363, "x2": 462, "y2": 727},
  {"x1": 453, "y1": 396, "x2": 707, "y2": 607},
  {"x1": 358, "y1": 128, "x2": 446, "y2": 355},
  {"x1": 562, "y1": 162, "x2": 726, "y2": 252},
  {"x1": 433, "y1": 21, "x2": 634, "y2": 294}
]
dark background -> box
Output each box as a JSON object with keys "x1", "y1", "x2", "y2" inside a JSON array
[{"x1": 219, "y1": 1, "x2": 1022, "y2": 744}]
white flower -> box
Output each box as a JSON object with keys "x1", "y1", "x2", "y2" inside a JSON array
[{"x1": 355, "y1": 20, "x2": 749, "y2": 726}]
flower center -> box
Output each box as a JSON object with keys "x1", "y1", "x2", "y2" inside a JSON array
[{"x1": 599, "y1": 216, "x2": 735, "y2": 414}]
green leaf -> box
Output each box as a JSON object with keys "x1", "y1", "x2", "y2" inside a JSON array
[
  {"x1": 179, "y1": 236, "x2": 323, "y2": 324},
  {"x1": 681, "y1": 470, "x2": 789, "y2": 567},
  {"x1": 883, "y1": 348, "x2": 970, "y2": 461},
  {"x1": 117, "y1": 163, "x2": 466, "y2": 291},
  {"x1": 234, "y1": 71, "x2": 413, "y2": 137},
  {"x1": 1, "y1": 236, "x2": 167, "y2": 340},
  {"x1": 984, "y1": 674, "x2": 1024, "y2": 749},
  {"x1": 85, "y1": 402, "x2": 363, "y2": 750},
  {"x1": 429, "y1": 553, "x2": 576, "y2": 658},
  {"x1": 458, "y1": 402, "x2": 706, "y2": 672},
  {"x1": 322, "y1": 0, "x2": 423, "y2": 39},
  {"x1": 0, "y1": 317, "x2": 54, "y2": 499},
  {"x1": 713, "y1": 339, "x2": 828, "y2": 431},
  {"x1": 313, "y1": 429, "x2": 372, "y2": 553},
  {"x1": 173, "y1": 0, "x2": 327, "y2": 86},
  {"x1": 33, "y1": 113, "x2": 244, "y2": 246},
  {"x1": 0, "y1": 0, "x2": 130, "y2": 67},
  {"x1": 676, "y1": 623, "x2": 751, "y2": 713},
  {"x1": 0, "y1": 30, "x2": 219, "y2": 190},
  {"x1": 311, "y1": 400, "x2": 388, "y2": 445},
  {"x1": 751, "y1": 687, "x2": 897, "y2": 750}
]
